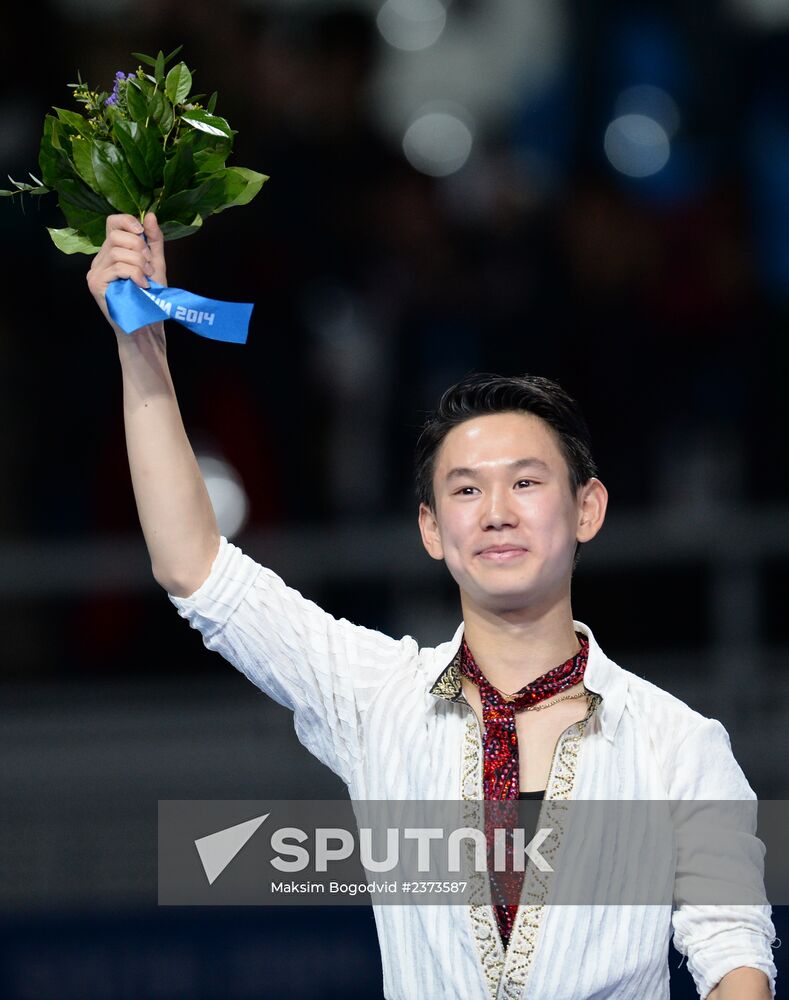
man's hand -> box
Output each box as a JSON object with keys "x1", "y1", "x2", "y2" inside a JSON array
[{"x1": 87, "y1": 212, "x2": 168, "y2": 327}]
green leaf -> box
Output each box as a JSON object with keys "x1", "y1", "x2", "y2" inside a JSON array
[
  {"x1": 63, "y1": 213, "x2": 106, "y2": 247},
  {"x1": 54, "y1": 182, "x2": 110, "y2": 245},
  {"x1": 155, "y1": 50, "x2": 165, "y2": 84},
  {"x1": 0, "y1": 175, "x2": 49, "y2": 196},
  {"x1": 161, "y1": 137, "x2": 194, "y2": 197},
  {"x1": 2, "y1": 174, "x2": 48, "y2": 194},
  {"x1": 192, "y1": 142, "x2": 231, "y2": 174},
  {"x1": 165, "y1": 62, "x2": 192, "y2": 105},
  {"x1": 39, "y1": 116, "x2": 80, "y2": 187},
  {"x1": 190, "y1": 129, "x2": 232, "y2": 172},
  {"x1": 90, "y1": 140, "x2": 144, "y2": 214},
  {"x1": 63, "y1": 214, "x2": 106, "y2": 246},
  {"x1": 148, "y1": 90, "x2": 175, "y2": 133},
  {"x1": 157, "y1": 186, "x2": 208, "y2": 224},
  {"x1": 158, "y1": 164, "x2": 267, "y2": 227},
  {"x1": 47, "y1": 226, "x2": 101, "y2": 255},
  {"x1": 54, "y1": 177, "x2": 114, "y2": 215},
  {"x1": 157, "y1": 175, "x2": 227, "y2": 223},
  {"x1": 39, "y1": 142, "x2": 66, "y2": 188},
  {"x1": 125, "y1": 79, "x2": 148, "y2": 121},
  {"x1": 113, "y1": 120, "x2": 164, "y2": 190},
  {"x1": 181, "y1": 109, "x2": 233, "y2": 138},
  {"x1": 52, "y1": 107, "x2": 92, "y2": 137},
  {"x1": 164, "y1": 45, "x2": 184, "y2": 66},
  {"x1": 42, "y1": 114, "x2": 71, "y2": 154},
  {"x1": 207, "y1": 172, "x2": 243, "y2": 211},
  {"x1": 158, "y1": 167, "x2": 253, "y2": 223},
  {"x1": 131, "y1": 46, "x2": 183, "y2": 72},
  {"x1": 159, "y1": 213, "x2": 203, "y2": 241},
  {"x1": 215, "y1": 166, "x2": 268, "y2": 209},
  {"x1": 131, "y1": 51, "x2": 158, "y2": 69},
  {"x1": 206, "y1": 91, "x2": 218, "y2": 114},
  {"x1": 70, "y1": 136, "x2": 99, "y2": 190}
]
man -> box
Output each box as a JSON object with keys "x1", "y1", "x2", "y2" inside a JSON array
[{"x1": 88, "y1": 213, "x2": 777, "y2": 999}]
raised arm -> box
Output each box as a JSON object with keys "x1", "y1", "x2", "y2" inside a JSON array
[{"x1": 87, "y1": 212, "x2": 220, "y2": 596}]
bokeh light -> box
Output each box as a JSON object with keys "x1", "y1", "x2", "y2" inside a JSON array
[
  {"x1": 604, "y1": 113, "x2": 670, "y2": 178},
  {"x1": 196, "y1": 455, "x2": 249, "y2": 541},
  {"x1": 376, "y1": 0, "x2": 447, "y2": 52},
  {"x1": 402, "y1": 108, "x2": 473, "y2": 177}
]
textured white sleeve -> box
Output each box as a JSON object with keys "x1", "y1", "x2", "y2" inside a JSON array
[
  {"x1": 167, "y1": 535, "x2": 414, "y2": 784},
  {"x1": 669, "y1": 718, "x2": 778, "y2": 998}
]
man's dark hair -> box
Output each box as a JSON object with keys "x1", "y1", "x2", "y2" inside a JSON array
[{"x1": 414, "y1": 372, "x2": 598, "y2": 512}]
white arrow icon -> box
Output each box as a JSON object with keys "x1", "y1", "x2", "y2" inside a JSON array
[{"x1": 194, "y1": 813, "x2": 269, "y2": 885}]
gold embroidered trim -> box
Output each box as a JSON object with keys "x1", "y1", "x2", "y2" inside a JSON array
[
  {"x1": 430, "y1": 647, "x2": 463, "y2": 701},
  {"x1": 461, "y1": 712, "x2": 505, "y2": 999},
  {"x1": 498, "y1": 693, "x2": 602, "y2": 998}
]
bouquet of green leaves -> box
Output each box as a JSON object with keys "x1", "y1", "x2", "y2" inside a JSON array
[{"x1": 1, "y1": 46, "x2": 267, "y2": 254}]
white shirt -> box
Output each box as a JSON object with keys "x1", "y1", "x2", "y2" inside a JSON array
[{"x1": 169, "y1": 535, "x2": 778, "y2": 1000}]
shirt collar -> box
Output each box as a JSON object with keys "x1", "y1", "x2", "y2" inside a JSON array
[{"x1": 426, "y1": 619, "x2": 627, "y2": 743}]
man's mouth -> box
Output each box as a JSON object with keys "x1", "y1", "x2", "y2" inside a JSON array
[{"x1": 477, "y1": 545, "x2": 528, "y2": 561}]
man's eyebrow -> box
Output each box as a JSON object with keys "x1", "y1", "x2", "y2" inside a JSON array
[{"x1": 445, "y1": 458, "x2": 550, "y2": 481}]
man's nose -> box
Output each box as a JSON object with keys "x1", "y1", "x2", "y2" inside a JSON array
[{"x1": 480, "y1": 485, "x2": 518, "y2": 530}]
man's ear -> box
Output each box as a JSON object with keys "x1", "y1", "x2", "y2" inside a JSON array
[
  {"x1": 418, "y1": 502, "x2": 444, "y2": 561},
  {"x1": 576, "y1": 477, "x2": 608, "y2": 544}
]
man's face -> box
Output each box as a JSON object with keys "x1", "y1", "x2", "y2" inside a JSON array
[{"x1": 418, "y1": 411, "x2": 599, "y2": 615}]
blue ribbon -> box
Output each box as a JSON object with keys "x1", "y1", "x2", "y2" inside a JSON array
[{"x1": 105, "y1": 277, "x2": 253, "y2": 344}]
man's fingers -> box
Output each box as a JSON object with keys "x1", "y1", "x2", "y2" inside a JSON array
[
  {"x1": 142, "y1": 212, "x2": 167, "y2": 284},
  {"x1": 143, "y1": 211, "x2": 164, "y2": 246},
  {"x1": 90, "y1": 215, "x2": 159, "y2": 325},
  {"x1": 107, "y1": 229, "x2": 154, "y2": 256},
  {"x1": 105, "y1": 247, "x2": 155, "y2": 274},
  {"x1": 90, "y1": 261, "x2": 150, "y2": 291},
  {"x1": 106, "y1": 213, "x2": 145, "y2": 238},
  {"x1": 109, "y1": 263, "x2": 150, "y2": 289}
]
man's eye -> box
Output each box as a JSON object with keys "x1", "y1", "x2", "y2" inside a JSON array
[
  {"x1": 515, "y1": 479, "x2": 534, "y2": 488},
  {"x1": 455, "y1": 486, "x2": 478, "y2": 495}
]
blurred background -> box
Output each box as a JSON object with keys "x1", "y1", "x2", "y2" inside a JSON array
[{"x1": 1, "y1": 0, "x2": 788, "y2": 996}]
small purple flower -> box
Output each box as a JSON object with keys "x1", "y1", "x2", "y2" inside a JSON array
[{"x1": 104, "y1": 71, "x2": 127, "y2": 107}]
